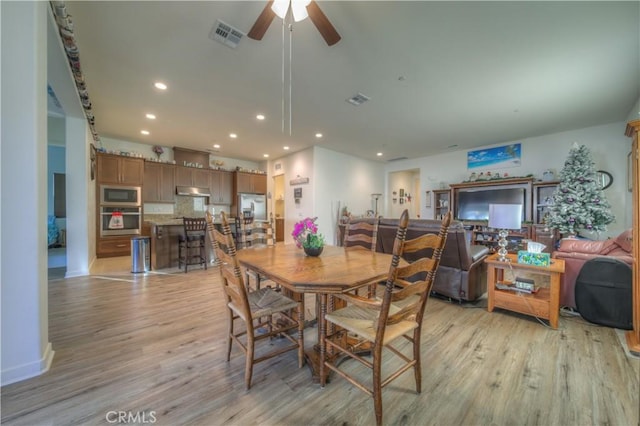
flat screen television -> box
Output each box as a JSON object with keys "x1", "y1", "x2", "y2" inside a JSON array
[{"x1": 455, "y1": 187, "x2": 526, "y2": 221}]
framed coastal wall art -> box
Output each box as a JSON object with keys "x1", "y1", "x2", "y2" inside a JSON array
[{"x1": 467, "y1": 143, "x2": 521, "y2": 169}]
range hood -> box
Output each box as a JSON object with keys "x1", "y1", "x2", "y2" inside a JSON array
[{"x1": 176, "y1": 186, "x2": 211, "y2": 197}]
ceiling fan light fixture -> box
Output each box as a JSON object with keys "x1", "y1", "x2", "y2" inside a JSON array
[
  {"x1": 271, "y1": 0, "x2": 311, "y2": 22},
  {"x1": 271, "y1": 0, "x2": 290, "y2": 19},
  {"x1": 291, "y1": 0, "x2": 311, "y2": 22}
]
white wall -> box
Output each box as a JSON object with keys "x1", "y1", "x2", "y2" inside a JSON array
[
  {"x1": 386, "y1": 121, "x2": 630, "y2": 238},
  {"x1": 264, "y1": 146, "x2": 384, "y2": 245},
  {"x1": 272, "y1": 148, "x2": 315, "y2": 244},
  {"x1": 65, "y1": 117, "x2": 93, "y2": 277},
  {"x1": 1, "y1": 1, "x2": 54, "y2": 386},
  {"x1": 313, "y1": 146, "x2": 385, "y2": 245},
  {"x1": 627, "y1": 96, "x2": 640, "y2": 123}
]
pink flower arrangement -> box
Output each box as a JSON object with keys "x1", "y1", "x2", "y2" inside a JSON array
[
  {"x1": 152, "y1": 145, "x2": 164, "y2": 156},
  {"x1": 291, "y1": 217, "x2": 324, "y2": 249}
]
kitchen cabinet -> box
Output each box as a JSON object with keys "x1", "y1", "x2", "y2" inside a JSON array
[
  {"x1": 209, "y1": 170, "x2": 232, "y2": 204},
  {"x1": 143, "y1": 162, "x2": 176, "y2": 203},
  {"x1": 234, "y1": 171, "x2": 267, "y2": 194},
  {"x1": 97, "y1": 235, "x2": 131, "y2": 258},
  {"x1": 275, "y1": 218, "x2": 285, "y2": 242},
  {"x1": 149, "y1": 224, "x2": 182, "y2": 269},
  {"x1": 176, "y1": 166, "x2": 210, "y2": 188},
  {"x1": 97, "y1": 153, "x2": 144, "y2": 186}
]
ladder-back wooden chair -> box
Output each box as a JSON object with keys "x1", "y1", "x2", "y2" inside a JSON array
[
  {"x1": 343, "y1": 216, "x2": 380, "y2": 297},
  {"x1": 343, "y1": 216, "x2": 379, "y2": 251},
  {"x1": 320, "y1": 210, "x2": 452, "y2": 426},
  {"x1": 207, "y1": 211, "x2": 304, "y2": 389},
  {"x1": 235, "y1": 212, "x2": 254, "y2": 249},
  {"x1": 244, "y1": 214, "x2": 276, "y2": 289}
]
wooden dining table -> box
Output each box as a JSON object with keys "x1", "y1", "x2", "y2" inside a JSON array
[{"x1": 236, "y1": 242, "x2": 395, "y2": 380}]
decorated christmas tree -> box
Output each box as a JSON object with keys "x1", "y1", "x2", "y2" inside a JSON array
[{"x1": 546, "y1": 143, "x2": 614, "y2": 235}]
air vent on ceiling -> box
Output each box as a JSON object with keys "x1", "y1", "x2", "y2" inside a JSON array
[
  {"x1": 209, "y1": 20, "x2": 244, "y2": 49},
  {"x1": 387, "y1": 156, "x2": 408, "y2": 162},
  {"x1": 347, "y1": 92, "x2": 370, "y2": 106}
]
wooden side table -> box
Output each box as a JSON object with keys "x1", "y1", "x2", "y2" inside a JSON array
[{"x1": 486, "y1": 253, "x2": 565, "y2": 329}]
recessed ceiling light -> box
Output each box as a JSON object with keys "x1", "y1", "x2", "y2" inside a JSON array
[
  {"x1": 315, "y1": 133, "x2": 323, "y2": 138},
  {"x1": 377, "y1": 152, "x2": 383, "y2": 157},
  {"x1": 140, "y1": 130, "x2": 150, "y2": 135},
  {"x1": 153, "y1": 82, "x2": 167, "y2": 90},
  {"x1": 146, "y1": 113, "x2": 156, "y2": 120},
  {"x1": 229, "y1": 133, "x2": 237, "y2": 139},
  {"x1": 256, "y1": 114, "x2": 265, "y2": 120},
  {"x1": 283, "y1": 146, "x2": 290, "y2": 150},
  {"x1": 263, "y1": 154, "x2": 269, "y2": 158},
  {"x1": 213, "y1": 144, "x2": 220, "y2": 149}
]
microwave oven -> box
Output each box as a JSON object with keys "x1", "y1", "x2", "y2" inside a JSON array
[{"x1": 100, "y1": 185, "x2": 141, "y2": 206}]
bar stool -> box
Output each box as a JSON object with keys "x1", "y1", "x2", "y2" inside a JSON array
[{"x1": 178, "y1": 217, "x2": 207, "y2": 273}]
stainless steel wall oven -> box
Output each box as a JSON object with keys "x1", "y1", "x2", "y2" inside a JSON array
[{"x1": 100, "y1": 206, "x2": 142, "y2": 237}]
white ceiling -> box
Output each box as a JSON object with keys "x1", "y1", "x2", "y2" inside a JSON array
[{"x1": 61, "y1": 1, "x2": 639, "y2": 163}]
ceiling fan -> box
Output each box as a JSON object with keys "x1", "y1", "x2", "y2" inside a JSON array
[{"x1": 247, "y1": 0, "x2": 341, "y2": 46}]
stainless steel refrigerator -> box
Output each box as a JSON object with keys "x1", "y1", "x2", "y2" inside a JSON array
[{"x1": 237, "y1": 193, "x2": 267, "y2": 221}]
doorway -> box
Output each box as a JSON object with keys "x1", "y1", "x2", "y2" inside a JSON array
[
  {"x1": 388, "y1": 169, "x2": 421, "y2": 218},
  {"x1": 274, "y1": 174, "x2": 285, "y2": 242},
  {"x1": 47, "y1": 115, "x2": 67, "y2": 272}
]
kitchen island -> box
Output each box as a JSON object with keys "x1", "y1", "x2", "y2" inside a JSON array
[{"x1": 145, "y1": 218, "x2": 230, "y2": 270}]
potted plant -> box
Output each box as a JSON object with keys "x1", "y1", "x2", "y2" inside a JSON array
[{"x1": 292, "y1": 217, "x2": 325, "y2": 256}]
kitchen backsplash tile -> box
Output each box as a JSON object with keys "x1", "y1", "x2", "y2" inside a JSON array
[
  {"x1": 176, "y1": 195, "x2": 207, "y2": 217},
  {"x1": 144, "y1": 198, "x2": 233, "y2": 222}
]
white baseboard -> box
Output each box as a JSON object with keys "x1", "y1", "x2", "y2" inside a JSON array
[
  {"x1": 1, "y1": 342, "x2": 55, "y2": 386},
  {"x1": 64, "y1": 269, "x2": 87, "y2": 278}
]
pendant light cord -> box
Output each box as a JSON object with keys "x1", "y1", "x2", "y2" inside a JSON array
[
  {"x1": 289, "y1": 23, "x2": 293, "y2": 136},
  {"x1": 280, "y1": 10, "x2": 294, "y2": 137},
  {"x1": 281, "y1": 18, "x2": 285, "y2": 134}
]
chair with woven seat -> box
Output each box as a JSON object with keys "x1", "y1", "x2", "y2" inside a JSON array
[
  {"x1": 320, "y1": 210, "x2": 452, "y2": 426},
  {"x1": 178, "y1": 217, "x2": 207, "y2": 273},
  {"x1": 343, "y1": 215, "x2": 380, "y2": 297},
  {"x1": 208, "y1": 211, "x2": 304, "y2": 389}
]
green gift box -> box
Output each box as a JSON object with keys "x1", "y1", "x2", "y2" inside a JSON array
[{"x1": 517, "y1": 251, "x2": 550, "y2": 267}]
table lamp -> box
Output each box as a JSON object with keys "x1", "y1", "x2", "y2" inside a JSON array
[{"x1": 488, "y1": 203, "x2": 523, "y2": 262}]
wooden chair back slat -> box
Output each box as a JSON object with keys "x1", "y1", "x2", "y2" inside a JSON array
[{"x1": 344, "y1": 217, "x2": 380, "y2": 252}]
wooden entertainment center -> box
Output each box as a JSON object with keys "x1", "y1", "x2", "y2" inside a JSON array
[{"x1": 435, "y1": 177, "x2": 559, "y2": 253}]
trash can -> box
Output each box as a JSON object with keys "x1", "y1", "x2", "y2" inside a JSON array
[{"x1": 131, "y1": 236, "x2": 150, "y2": 273}]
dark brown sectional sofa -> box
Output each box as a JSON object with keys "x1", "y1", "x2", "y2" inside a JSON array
[{"x1": 341, "y1": 217, "x2": 489, "y2": 301}]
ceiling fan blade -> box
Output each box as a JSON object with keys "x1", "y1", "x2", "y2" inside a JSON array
[
  {"x1": 247, "y1": 0, "x2": 276, "y2": 40},
  {"x1": 306, "y1": 1, "x2": 341, "y2": 46}
]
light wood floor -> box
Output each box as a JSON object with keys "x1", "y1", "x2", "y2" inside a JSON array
[{"x1": 2, "y1": 262, "x2": 639, "y2": 426}]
